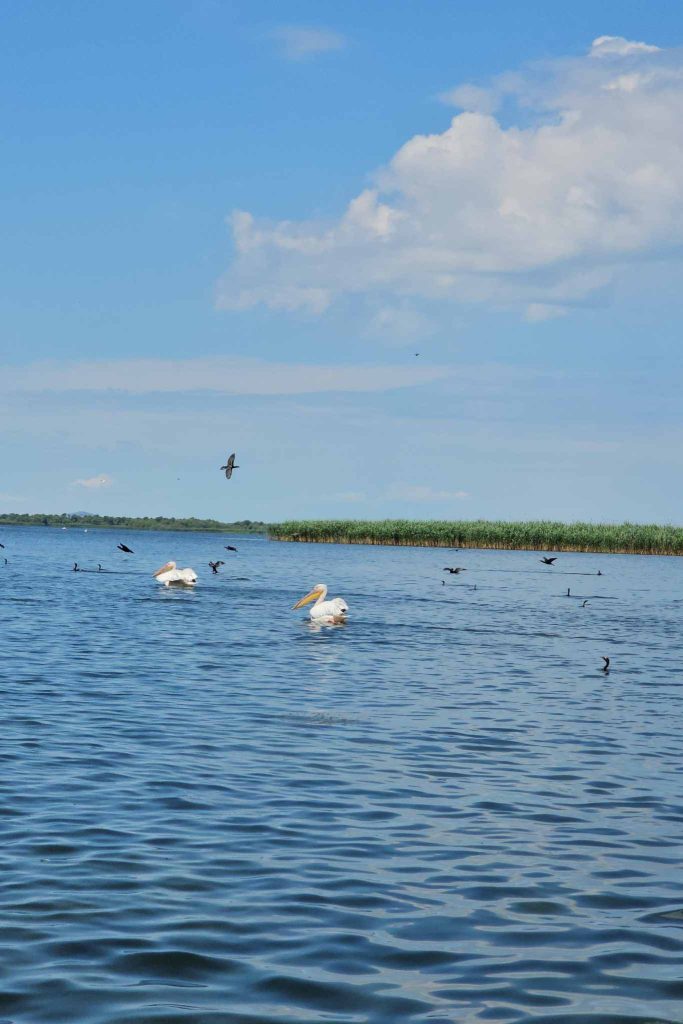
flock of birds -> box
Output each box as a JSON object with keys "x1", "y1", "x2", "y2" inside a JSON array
[{"x1": 2, "y1": 451, "x2": 616, "y2": 644}]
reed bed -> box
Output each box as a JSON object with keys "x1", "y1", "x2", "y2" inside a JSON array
[{"x1": 268, "y1": 519, "x2": 683, "y2": 555}]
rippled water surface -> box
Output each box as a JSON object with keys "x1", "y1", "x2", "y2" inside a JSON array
[{"x1": 1, "y1": 526, "x2": 682, "y2": 1023}]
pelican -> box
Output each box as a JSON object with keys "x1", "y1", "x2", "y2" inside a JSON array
[
  {"x1": 292, "y1": 583, "x2": 348, "y2": 624},
  {"x1": 153, "y1": 561, "x2": 197, "y2": 587}
]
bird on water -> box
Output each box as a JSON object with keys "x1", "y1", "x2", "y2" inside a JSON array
[
  {"x1": 601, "y1": 656, "x2": 610, "y2": 672},
  {"x1": 443, "y1": 567, "x2": 467, "y2": 574},
  {"x1": 220, "y1": 453, "x2": 239, "y2": 480},
  {"x1": 73, "y1": 563, "x2": 79, "y2": 572},
  {"x1": 0, "y1": 542, "x2": 4, "y2": 548},
  {"x1": 153, "y1": 561, "x2": 197, "y2": 587},
  {"x1": 581, "y1": 600, "x2": 589, "y2": 607},
  {"x1": 540, "y1": 556, "x2": 557, "y2": 565},
  {"x1": 117, "y1": 543, "x2": 134, "y2": 554},
  {"x1": 292, "y1": 583, "x2": 348, "y2": 624}
]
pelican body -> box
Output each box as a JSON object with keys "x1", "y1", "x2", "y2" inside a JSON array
[
  {"x1": 153, "y1": 561, "x2": 197, "y2": 587},
  {"x1": 292, "y1": 583, "x2": 348, "y2": 624}
]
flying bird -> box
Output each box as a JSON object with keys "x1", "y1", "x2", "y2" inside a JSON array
[
  {"x1": 153, "y1": 561, "x2": 197, "y2": 587},
  {"x1": 292, "y1": 583, "x2": 348, "y2": 624},
  {"x1": 601, "y1": 656, "x2": 610, "y2": 672},
  {"x1": 117, "y1": 543, "x2": 134, "y2": 554},
  {"x1": 540, "y1": 557, "x2": 557, "y2": 565},
  {"x1": 220, "y1": 453, "x2": 239, "y2": 479},
  {"x1": 208, "y1": 560, "x2": 225, "y2": 574},
  {"x1": 225, "y1": 545, "x2": 238, "y2": 552},
  {"x1": 443, "y1": 567, "x2": 467, "y2": 574}
]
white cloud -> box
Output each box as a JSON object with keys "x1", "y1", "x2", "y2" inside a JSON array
[
  {"x1": 438, "y1": 83, "x2": 499, "y2": 114},
  {"x1": 389, "y1": 485, "x2": 470, "y2": 502},
  {"x1": 331, "y1": 491, "x2": 366, "y2": 503},
  {"x1": 0, "y1": 356, "x2": 450, "y2": 396},
  {"x1": 271, "y1": 25, "x2": 346, "y2": 61},
  {"x1": 589, "y1": 35, "x2": 660, "y2": 58},
  {"x1": 364, "y1": 305, "x2": 435, "y2": 344},
  {"x1": 525, "y1": 303, "x2": 568, "y2": 323},
  {"x1": 219, "y1": 36, "x2": 683, "y2": 321},
  {"x1": 73, "y1": 474, "x2": 113, "y2": 489}
]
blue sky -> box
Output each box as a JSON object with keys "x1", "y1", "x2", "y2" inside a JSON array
[{"x1": 2, "y1": 1, "x2": 682, "y2": 523}]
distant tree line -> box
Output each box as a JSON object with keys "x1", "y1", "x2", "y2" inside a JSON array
[{"x1": 0, "y1": 513, "x2": 267, "y2": 533}]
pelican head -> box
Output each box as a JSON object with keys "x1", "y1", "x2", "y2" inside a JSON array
[
  {"x1": 153, "y1": 561, "x2": 176, "y2": 577},
  {"x1": 292, "y1": 583, "x2": 327, "y2": 610}
]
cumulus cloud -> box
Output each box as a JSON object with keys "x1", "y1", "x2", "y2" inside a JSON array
[
  {"x1": 218, "y1": 35, "x2": 683, "y2": 322},
  {"x1": 271, "y1": 25, "x2": 346, "y2": 61},
  {"x1": 73, "y1": 474, "x2": 113, "y2": 489}
]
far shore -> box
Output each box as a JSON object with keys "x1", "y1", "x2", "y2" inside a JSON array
[{"x1": 4, "y1": 515, "x2": 682, "y2": 555}]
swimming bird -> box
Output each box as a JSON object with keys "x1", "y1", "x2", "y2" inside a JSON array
[
  {"x1": 220, "y1": 453, "x2": 239, "y2": 480},
  {"x1": 225, "y1": 545, "x2": 238, "y2": 552},
  {"x1": 208, "y1": 560, "x2": 225, "y2": 574},
  {"x1": 153, "y1": 561, "x2": 197, "y2": 587},
  {"x1": 443, "y1": 567, "x2": 467, "y2": 574},
  {"x1": 567, "y1": 588, "x2": 571, "y2": 596},
  {"x1": 117, "y1": 543, "x2": 134, "y2": 554},
  {"x1": 73, "y1": 563, "x2": 79, "y2": 572},
  {"x1": 601, "y1": 656, "x2": 610, "y2": 672},
  {"x1": 292, "y1": 583, "x2": 348, "y2": 624},
  {"x1": 98, "y1": 564, "x2": 103, "y2": 572},
  {"x1": 581, "y1": 600, "x2": 589, "y2": 607},
  {"x1": 0, "y1": 542, "x2": 4, "y2": 548},
  {"x1": 540, "y1": 556, "x2": 557, "y2": 565}
]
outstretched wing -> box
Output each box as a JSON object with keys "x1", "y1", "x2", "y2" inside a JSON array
[{"x1": 224, "y1": 453, "x2": 236, "y2": 479}]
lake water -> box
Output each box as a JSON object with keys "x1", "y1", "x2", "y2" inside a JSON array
[{"x1": 1, "y1": 525, "x2": 682, "y2": 1024}]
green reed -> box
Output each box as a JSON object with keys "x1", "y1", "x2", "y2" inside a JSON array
[{"x1": 268, "y1": 519, "x2": 683, "y2": 555}]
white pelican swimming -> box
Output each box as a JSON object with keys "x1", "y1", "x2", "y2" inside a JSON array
[
  {"x1": 153, "y1": 561, "x2": 198, "y2": 587},
  {"x1": 292, "y1": 583, "x2": 348, "y2": 624}
]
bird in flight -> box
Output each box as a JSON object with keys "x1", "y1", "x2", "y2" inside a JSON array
[
  {"x1": 601, "y1": 656, "x2": 610, "y2": 672},
  {"x1": 208, "y1": 560, "x2": 225, "y2": 574},
  {"x1": 118, "y1": 543, "x2": 134, "y2": 554},
  {"x1": 443, "y1": 567, "x2": 467, "y2": 574},
  {"x1": 220, "y1": 453, "x2": 239, "y2": 479},
  {"x1": 540, "y1": 556, "x2": 557, "y2": 565},
  {"x1": 225, "y1": 545, "x2": 238, "y2": 552}
]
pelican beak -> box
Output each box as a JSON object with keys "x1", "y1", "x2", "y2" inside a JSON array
[
  {"x1": 153, "y1": 562, "x2": 173, "y2": 577},
  {"x1": 292, "y1": 587, "x2": 321, "y2": 610}
]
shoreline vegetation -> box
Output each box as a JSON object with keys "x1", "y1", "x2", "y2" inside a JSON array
[
  {"x1": 268, "y1": 519, "x2": 683, "y2": 555},
  {"x1": 0, "y1": 513, "x2": 266, "y2": 533},
  {"x1": 3, "y1": 514, "x2": 682, "y2": 554}
]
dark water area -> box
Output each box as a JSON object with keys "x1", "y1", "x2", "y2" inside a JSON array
[{"x1": 1, "y1": 525, "x2": 682, "y2": 1023}]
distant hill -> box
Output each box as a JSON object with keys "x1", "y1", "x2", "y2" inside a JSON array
[{"x1": 0, "y1": 513, "x2": 267, "y2": 533}]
